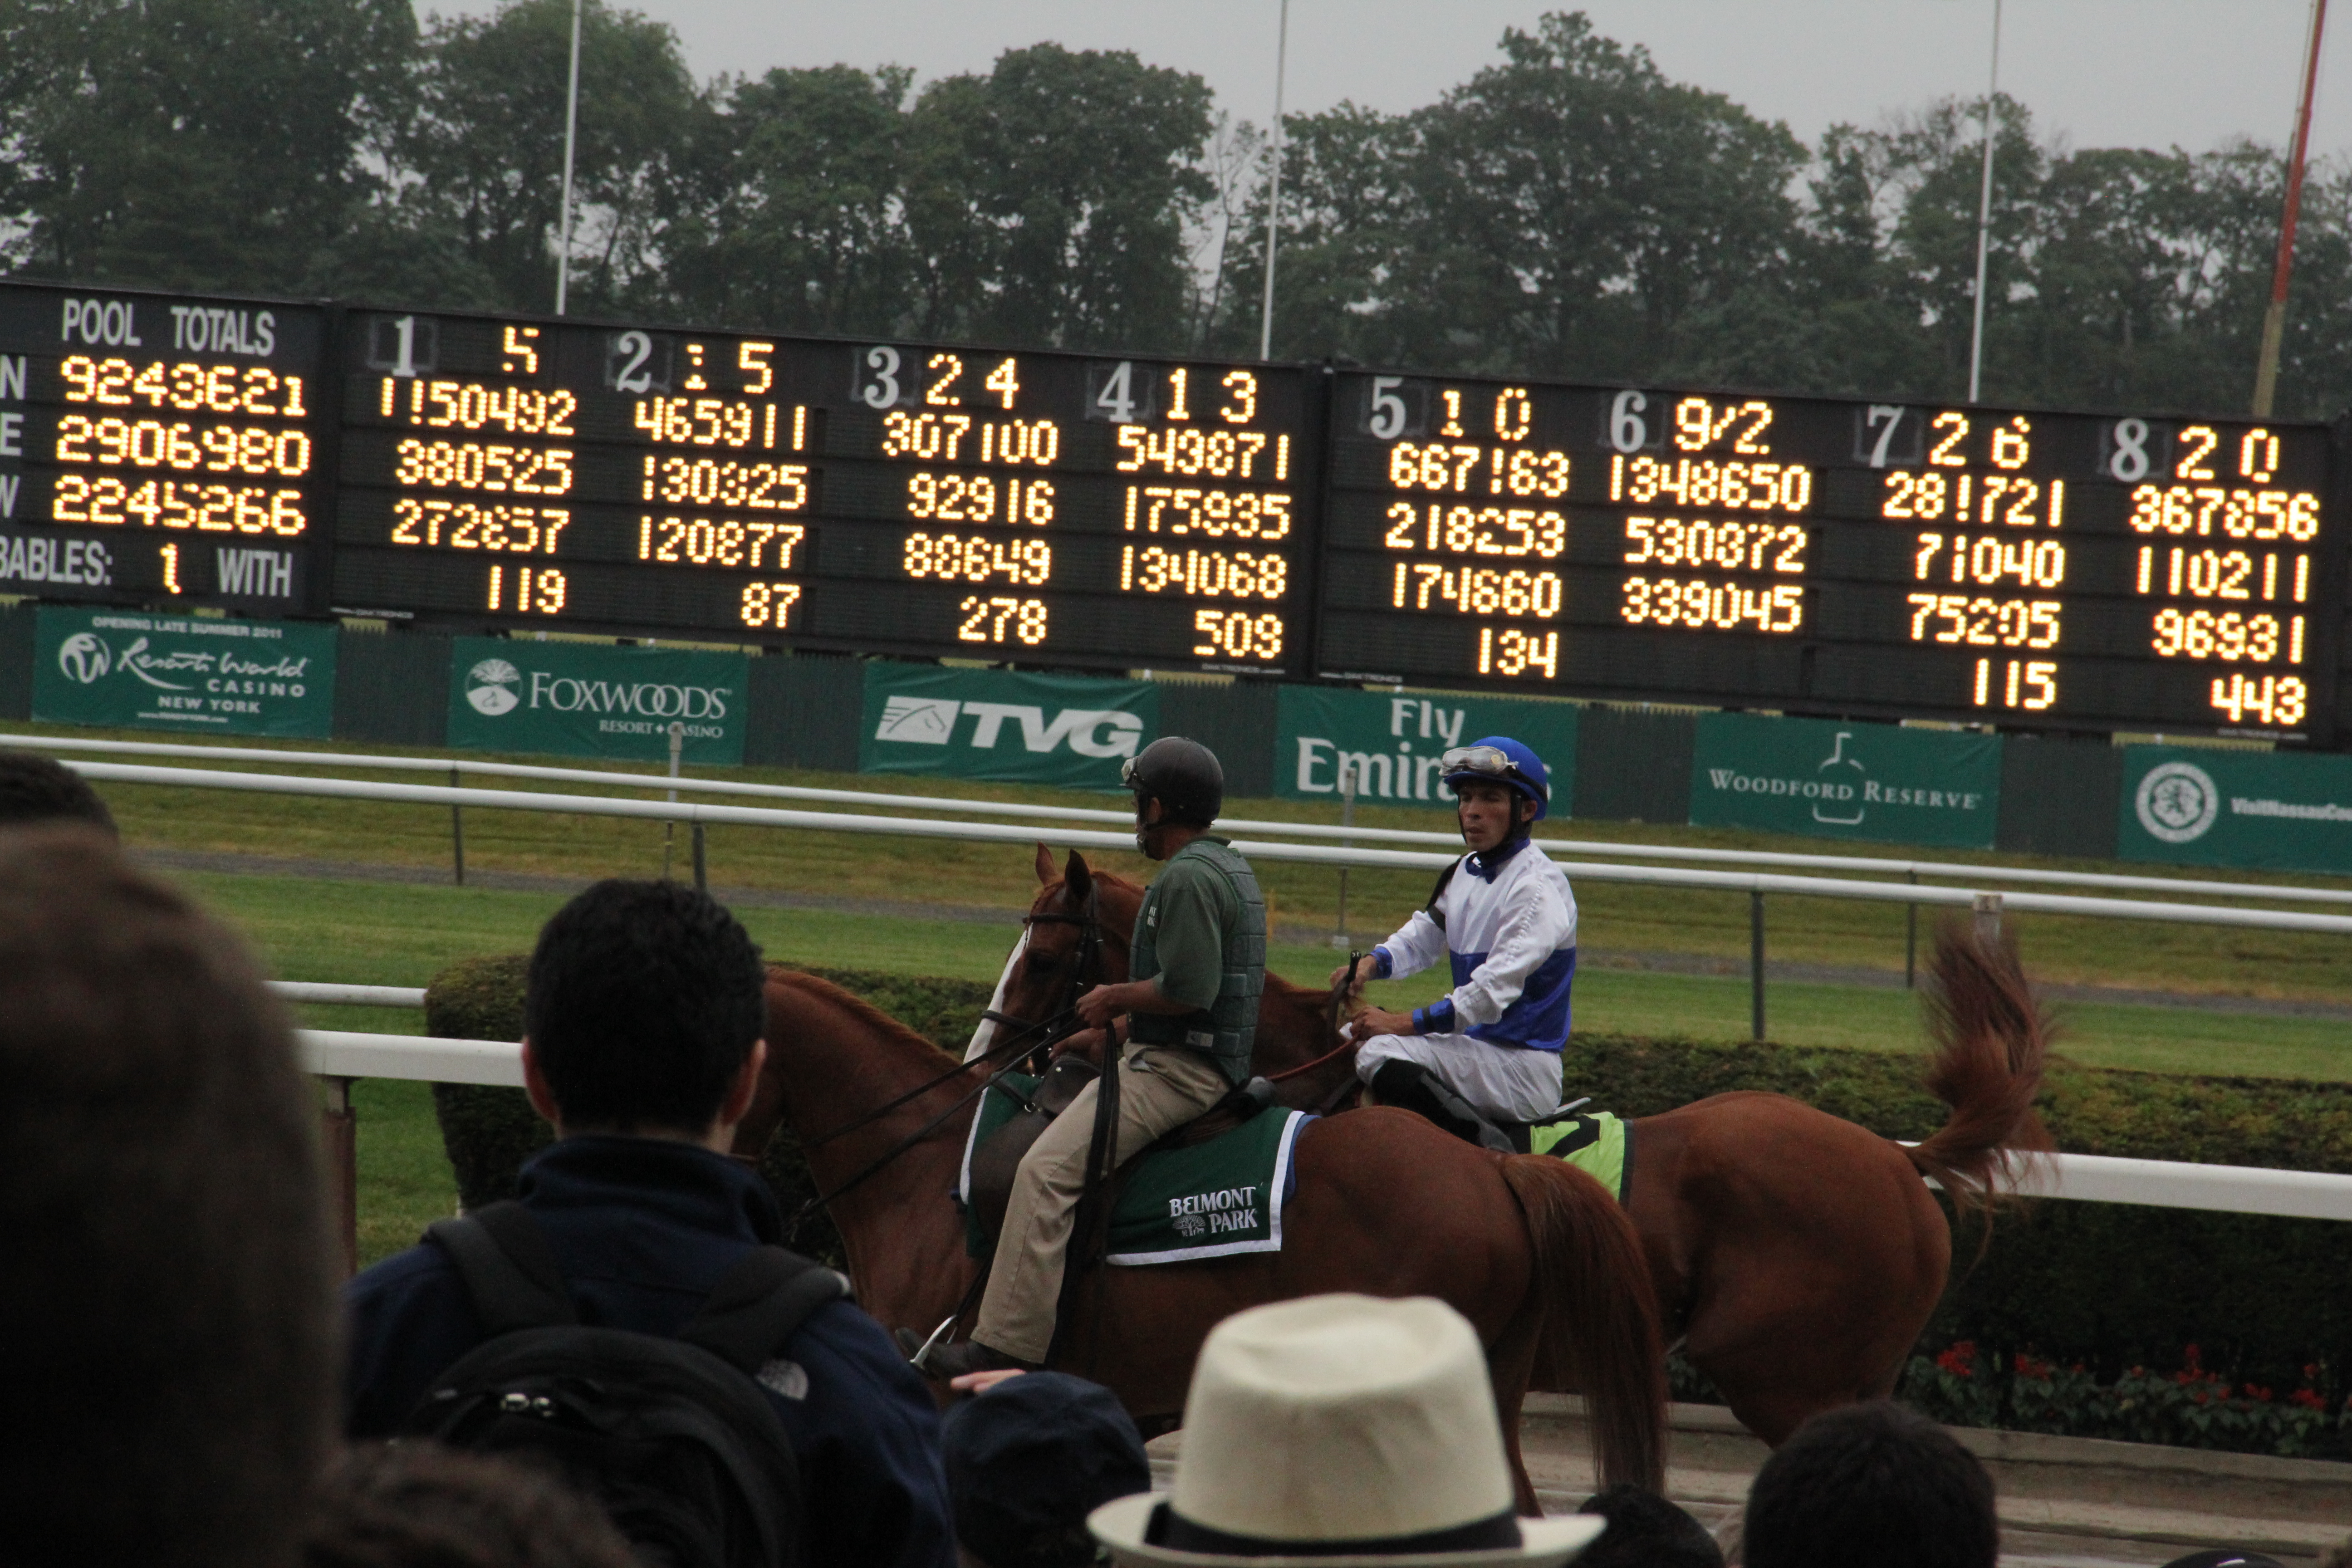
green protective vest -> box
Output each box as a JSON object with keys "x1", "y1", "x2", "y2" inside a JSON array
[{"x1": 1126, "y1": 836, "x2": 1265, "y2": 1086}]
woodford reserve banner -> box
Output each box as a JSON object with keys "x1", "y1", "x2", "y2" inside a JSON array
[
  {"x1": 1275, "y1": 686, "x2": 1579, "y2": 814},
  {"x1": 446, "y1": 637, "x2": 748, "y2": 765},
  {"x1": 1688, "y1": 712, "x2": 2003, "y2": 849},
  {"x1": 32, "y1": 605, "x2": 335, "y2": 737},
  {"x1": 2117, "y1": 744, "x2": 2352, "y2": 875}
]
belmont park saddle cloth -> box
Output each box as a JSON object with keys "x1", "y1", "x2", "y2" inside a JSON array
[
  {"x1": 956, "y1": 1059, "x2": 1637, "y2": 1267},
  {"x1": 958, "y1": 1058, "x2": 1312, "y2": 1266}
]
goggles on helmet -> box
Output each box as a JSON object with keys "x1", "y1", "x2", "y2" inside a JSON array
[
  {"x1": 1119, "y1": 755, "x2": 1146, "y2": 791},
  {"x1": 1440, "y1": 745, "x2": 1547, "y2": 799}
]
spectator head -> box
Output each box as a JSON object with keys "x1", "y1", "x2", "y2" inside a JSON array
[
  {"x1": 522, "y1": 880, "x2": 767, "y2": 1138},
  {"x1": 1576, "y1": 1483, "x2": 1721, "y2": 1568},
  {"x1": 0, "y1": 825, "x2": 338, "y2": 1568},
  {"x1": 305, "y1": 1441, "x2": 636, "y2": 1568},
  {"x1": 945, "y1": 1372, "x2": 1151, "y2": 1568},
  {"x1": 1092, "y1": 1293, "x2": 1603, "y2": 1566},
  {"x1": 1743, "y1": 1401, "x2": 1997, "y2": 1568},
  {"x1": 0, "y1": 750, "x2": 116, "y2": 837}
]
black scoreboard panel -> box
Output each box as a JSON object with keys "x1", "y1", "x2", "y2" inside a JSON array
[
  {"x1": 1317, "y1": 372, "x2": 2347, "y2": 739},
  {"x1": 328, "y1": 308, "x2": 1321, "y2": 677},
  {"x1": 0, "y1": 283, "x2": 331, "y2": 613}
]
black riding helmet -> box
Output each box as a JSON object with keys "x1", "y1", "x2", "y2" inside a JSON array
[{"x1": 1122, "y1": 736, "x2": 1223, "y2": 826}]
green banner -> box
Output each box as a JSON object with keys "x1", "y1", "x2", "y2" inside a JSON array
[
  {"x1": 33, "y1": 606, "x2": 335, "y2": 737},
  {"x1": 448, "y1": 637, "x2": 747, "y2": 764},
  {"x1": 1689, "y1": 712, "x2": 2001, "y2": 848},
  {"x1": 2118, "y1": 745, "x2": 2352, "y2": 874},
  {"x1": 1276, "y1": 686, "x2": 1578, "y2": 814},
  {"x1": 860, "y1": 663, "x2": 1156, "y2": 789}
]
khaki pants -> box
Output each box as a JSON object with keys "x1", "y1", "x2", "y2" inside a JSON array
[{"x1": 974, "y1": 1043, "x2": 1230, "y2": 1363}]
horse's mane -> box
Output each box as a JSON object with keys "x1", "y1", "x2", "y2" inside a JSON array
[{"x1": 765, "y1": 966, "x2": 959, "y2": 1067}]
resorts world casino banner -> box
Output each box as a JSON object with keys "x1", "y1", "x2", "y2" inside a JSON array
[
  {"x1": 2118, "y1": 744, "x2": 2352, "y2": 875},
  {"x1": 1274, "y1": 685, "x2": 1579, "y2": 814},
  {"x1": 860, "y1": 662, "x2": 1156, "y2": 790},
  {"x1": 32, "y1": 604, "x2": 334, "y2": 737},
  {"x1": 446, "y1": 636, "x2": 747, "y2": 765},
  {"x1": 1688, "y1": 711, "x2": 2003, "y2": 850}
]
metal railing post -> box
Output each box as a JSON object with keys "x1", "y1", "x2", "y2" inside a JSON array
[
  {"x1": 662, "y1": 722, "x2": 684, "y2": 881},
  {"x1": 320, "y1": 1075, "x2": 359, "y2": 1276},
  {"x1": 448, "y1": 766, "x2": 464, "y2": 885},
  {"x1": 1331, "y1": 760, "x2": 1356, "y2": 949},
  {"x1": 1750, "y1": 890, "x2": 1766, "y2": 1041},
  {"x1": 1974, "y1": 890, "x2": 2005, "y2": 946},
  {"x1": 1905, "y1": 867, "x2": 1919, "y2": 988},
  {"x1": 692, "y1": 821, "x2": 707, "y2": 892}
]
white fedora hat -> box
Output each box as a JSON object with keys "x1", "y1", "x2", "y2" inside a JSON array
[{"x1": 1089, "y1": 1294, "x2": 1604, "y2": 1568}]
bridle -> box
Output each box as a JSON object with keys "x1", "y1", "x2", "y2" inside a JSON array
[{"x1": 979, "y1": 881, "x2": 1110, "y2": 1064}]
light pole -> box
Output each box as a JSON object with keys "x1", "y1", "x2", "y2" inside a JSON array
[
  {"x1": 2254, "y1": 0, "x2": 2330, "y2": 416},
  {"x1": 554, "y1": 0, "x2": 584, "y2": 315},
  {"x1": 1965, "y1": 0, "x2": 2002, "y2": 404},
  {"x1": 1258, "y1": 0, "x2": 1289, "y2": 361}
]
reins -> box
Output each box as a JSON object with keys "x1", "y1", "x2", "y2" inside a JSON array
[{"x1": 1274, "y1": 951, "x2": 1367, "y2": 1083}]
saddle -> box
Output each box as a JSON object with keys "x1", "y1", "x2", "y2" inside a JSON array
[{"x1": 962, "y1": 1053, "x2": 1278, "y2": 1249}]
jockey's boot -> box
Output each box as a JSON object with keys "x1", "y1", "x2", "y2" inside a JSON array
[
  {"x1": 1368, "y1": 1061, "x2": 1514, "y2": 1154},
  {"x1": 906, "y1": 1333, "x2": 1039, "y2": 1382}
]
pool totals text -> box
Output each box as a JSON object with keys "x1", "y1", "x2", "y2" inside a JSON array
[{"x1": 1, "y1": 280, "x2": 2345, "y2": 740}]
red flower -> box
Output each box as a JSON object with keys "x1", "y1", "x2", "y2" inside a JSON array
[
  {"x1": 1935, "y1": 1342, "x2": 1976, "y2": 1378},
  {"x1": 2245, "y1": 1385, "x2": 2273, "y2": 1403},
  {"x1": 2289, "y1": 1388, "x2": 2327, "y2": 1411},
  {"x1": 2182, "y1": 1344, "x2": 2203, "y2": 1372}
]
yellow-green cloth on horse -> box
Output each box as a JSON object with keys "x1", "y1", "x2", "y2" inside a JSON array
[
  {"x1": 958, "y1": 1073, "x2": 1311, "y2": 1265},
  {"x1": 1527, "y1": 1111, "x2": 1632, "y2": 1202}
]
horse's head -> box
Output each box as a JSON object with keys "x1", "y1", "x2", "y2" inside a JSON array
[{"x1": 990, "y1": 844, "x2": 1139, "y2": 1052}]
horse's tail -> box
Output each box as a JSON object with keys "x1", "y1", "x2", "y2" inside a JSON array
[
  {"x1": 1903, "y1": 916, "x2": 2054, "y2": 1215},
  {"x1": 1499, "y1": 1154, "x2": 1666, "y2": 1492}
]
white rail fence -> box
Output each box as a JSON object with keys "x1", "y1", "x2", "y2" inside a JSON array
[
  {"x1": 290, "y1": 1026, "x2": 2352, "y2": 1224},
  {"x1": 13, "y1": 730, "x2": 2351, "y2": 907}
]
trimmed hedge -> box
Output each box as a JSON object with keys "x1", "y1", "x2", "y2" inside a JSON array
[
  {"x1": 1563, "y1": 1033, "x2": 2352, "y2": 1438},
  {"x1": 421, "y1": 957, "x2": 994, "y2": 1271}
]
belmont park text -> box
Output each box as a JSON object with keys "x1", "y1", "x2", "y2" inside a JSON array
[{"x1": 1705, "y1": 768, "x2": 1985, "y2": 812}]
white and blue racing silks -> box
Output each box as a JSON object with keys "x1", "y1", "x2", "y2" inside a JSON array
[{"x1": 1368, "y1": 840, "x2": 1578, "y2": 1051}]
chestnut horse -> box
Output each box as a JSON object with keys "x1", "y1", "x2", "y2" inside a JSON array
[
  {"x1": 990, "y1": 846, "x2": 2050, "y2": 1446},
  {"x1": 733, "y1": 968, "x2": 1669, "y2": 1499}
]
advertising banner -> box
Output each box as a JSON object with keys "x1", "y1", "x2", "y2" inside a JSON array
[
  {"x1": 1689, "y1": 712, "x2": 2001, "y2": 848},
  {"x1": 860, "y1": 663, "x2": 1156, "y2": 789},
  {"x1": 1275, "y1": 686, "x2": 1579, "y2": 815},
  {"x1": 33, "y1": 605, "x2": 335, "y2": 737},
  {"x1": 447, "y1": 637, "x2": 747, "y2": 764},
  {"x1": 2117, "y1": 745, "x2": 2352, "y2": 874}
]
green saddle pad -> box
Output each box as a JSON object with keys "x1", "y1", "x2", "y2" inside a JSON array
[
  {"x1": 1526, "y1": 1110, "x2": 1632, "y2": 1202},
  {"x1": 958, "y1": 1073, "x2": 1312, "y2": 1267}
]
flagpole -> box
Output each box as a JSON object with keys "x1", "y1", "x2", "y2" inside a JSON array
[
  {"x1": 2254, "y1": 0, "x2": 2330, "y2": 417},
  {"x1": 1257, "y1": 0, "x2": 1289, "y2": 362},
  {"x1": 554, "y1": 0, "x2": 585, "y2": 315},
  {"x1": 1966, "y1": 0, "x2": 2002, "y2": 404}
]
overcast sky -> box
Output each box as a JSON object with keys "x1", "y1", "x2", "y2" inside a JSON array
[{"x1": 429, "y1": 2, "x2": 2352, "y2": 160}]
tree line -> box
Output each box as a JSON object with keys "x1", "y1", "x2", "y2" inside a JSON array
[{"x1": 4, "y1": 2, "x2": 2347, "y2": 419}]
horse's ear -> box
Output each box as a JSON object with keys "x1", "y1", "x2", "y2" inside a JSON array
[
  {"x1": 1034, "y1": 841, "x2": 1056, "y2": 885},
  {"x1": 1063, "y1": 849, "x2": 1093, "y2": 902}
]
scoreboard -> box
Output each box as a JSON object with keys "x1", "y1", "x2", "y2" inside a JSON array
[
  {"x1": 328, "y1": 309, "x2": 1322, "y2": 677},
  {"x1": 0, "y1": 278, "x2": 2344, "y2": 743},
  {"x1": 0, "y1": 282, "x2": 330, "y2": 612},
  {"x1": 1320, "y1": 373, "x2": 2344, "y2": 738}
]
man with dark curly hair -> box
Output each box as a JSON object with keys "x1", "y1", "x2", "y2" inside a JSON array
[{"x1": 306, "y1": 1443, "x2": 635, "y2": 1568}]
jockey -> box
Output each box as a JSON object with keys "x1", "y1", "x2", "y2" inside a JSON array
[
  {"x1": 922, "y1": 737, "x2": 1266, "y2": 1378},
  {"x1": 1332, "y1": 736, "x2": 1572, "y2": 1152}
]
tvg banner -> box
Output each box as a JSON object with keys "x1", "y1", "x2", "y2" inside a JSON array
[
  {"x1": 1689, "y1": 712, "x2": 2001, "y2": 849},
  {"x1": 1276, "y1": 686, "x2": 1578, "y2": 813},
  {"x1": 33, "y1": 605, "x2": 334, "y2": 737},
  {"x1": 861, "y1": 663, "x2": 1156, "y2": 789},
  {"x1": 2117, "y1": 744, "x2": 2352, "y2": 874},
  {"x1": 447, "y1": 637, "x2": 747, "y2": 764}
]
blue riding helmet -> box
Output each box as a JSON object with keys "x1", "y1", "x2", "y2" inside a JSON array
[{"x1": 1440, "y1": 736, "x2": 1550, "y2": 822}]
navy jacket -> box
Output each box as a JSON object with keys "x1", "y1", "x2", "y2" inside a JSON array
[{"x1": 345, "y1": 1135, "x2": 956, "y2": 1568}]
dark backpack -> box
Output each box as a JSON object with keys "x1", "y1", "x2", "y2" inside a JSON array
[{"x1": 400, "y1": 1201, "x2": 849, "y2": 1568}]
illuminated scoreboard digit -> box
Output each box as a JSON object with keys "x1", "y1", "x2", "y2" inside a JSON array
[
  {"x1": 1318, "y1": 371, "x2": 2346, "y2": 740},
  {"x1": 0, "y1": 282, "x2": 330, "y2": 611},
  {"x1": 332, "y1": 313, "x2": 1320, "y2": 675}
]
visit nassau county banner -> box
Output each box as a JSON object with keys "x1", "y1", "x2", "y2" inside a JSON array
[{"x1": 2118, "y1": 744, "x2": 2352, "y2": 875}]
